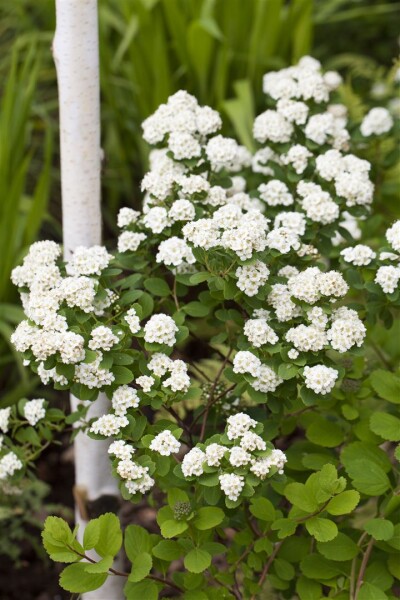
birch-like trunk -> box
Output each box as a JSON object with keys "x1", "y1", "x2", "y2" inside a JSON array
[{"x1": 53, "y1": 2, "x2": 123, "y2": 597}]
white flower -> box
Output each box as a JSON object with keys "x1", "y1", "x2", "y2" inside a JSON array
[
  {"x1": 118, "y1": 231, "x2": 147, "y2": 253},
  {"x1": 148, "y1": 353, "x2": 173, "y2": 377},
  {"x1": 144, "y1": 314, "x2": 178, "y2": 347},
  {"x1": 252, "y1": 365, "x2": 283, "y2": 393},
  {"x1": 327, "y1": 307, "x2": 366, "y2": 353},
  {"x1": 112, "y1": 386, "x2": 139, "y2": 416},
  {"x1": 360, "y1": 107, "x2": 393, "y2": 136},
  {"x1": 0, "y1": 408, "x2": 11, "y2": 434},
  {"x1": 375, "y1": 265, "x2": 400, "y2": 294},
  {"x1": 280, "y1": 144, "x2": 312, "y2": 174},
  {"x1": 303, "y1": 365, "x2": 338, "y2": 394},
  {"x1": 205, "y1": 443, "x2": 226, "y2": 467},
  {"x1": 156, "y1": 237, "x2": 195, "y2": 267},
  {"x1": 169, "y1": 199, "x2": 196, "y2": 222},
  {"x1": 59, "y1": 276, "x2": 97, "y2": 312},
  {"x1": 229, "y1": 446, "x2": 252, "y2": 467},
  {"x1": 266, "y1": 227, "x2": 300, "y2": 254},
  {"x1": 386, "y1": 221, "x2": 400, "y2": 252},
  {"x1": 286, "y1": 324, "x2": 327, "y2": 353},
  {"x1": 150, "y1": 430, "x2": 181, "y2": 456},
  {"x1": 318, "y1": 271, "x2": 348, "y2": 298},
  {"x1": 117, "y1": 458, "x2": 148, "y2": 481},
  {"x1": 341, "y1": 245, "x2": 376, "y2": 266},
  {"x1": 305, "y1": 112, "x2": 335, "y2": 145},
  {"x1": 240, "y1": 431, "x2": 266, "y2": 452},
  {"x1": 89, "y1": 326, "x2": 119, "y2": 351},
  {"x1": 219, "y1": 473, "x2": 244, "y2": 501},
  {"x1": 250, "y1": 449, "x2": 287, "y2": 479},
  {"x1": 0, "y1": 452, "x2": 23, "y2": 480},
  {"x1": 168, "y1": 131, "x2": 201, "y2": 160},
  {"x1": 233, "y1": 351, "x2": 261, "y2": 377},
  {"x1": 244, "y1": 319, "x2": 278, "y2": 348},
  {"x1": 75, "y1": 352, "x2": 115, "y2": 388},
  {"x1": 124, "y1": 308, "x2": 141, "y2": 334},
  {"x1": 108, "y1": 440, "x2": 135, "y2": 460},
  {"x1": 182, "y1": 447, "x2": 206, "y2": 477},
  {"x1": 277, "y1": 99, "x2": 309, "y2": 124},
  {"x1": 226, "y1": 413, "x2": 257, "y2": 440},
  {"x1": 143, "y1": 207, "x2": 169, "y2": 234},
  {"x1": 125, "y1": 473, "x2": 154, "y2": 495},
  {"x1": 236, "y1": 261, "x2": 270, "y2": 297},
  {"x1": 117, "y1": 208, "x2": 140, "y2": 228},
  {"x1": 258, "y1": 180, "x2": 293, "y2": 207},
  {"x1": 136, "y1": 375, "x2": 154, "y2": 393},
  {"x1": 253, "y1": 110, "x2": 293, "y2": 144},
  {"x1": 90, "y1": 414, "x2": 129, "y2": 436},
  {"x1": 23, "y1": 399, "x2": 46, "y2": 426},
  {"x1": 66, "y1": 246, "x2": 112, "y2": 276}
]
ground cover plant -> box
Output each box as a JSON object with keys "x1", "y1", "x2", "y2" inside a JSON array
[{"x1": 3, "y1": 55, "x2": 400, "y2": 599}]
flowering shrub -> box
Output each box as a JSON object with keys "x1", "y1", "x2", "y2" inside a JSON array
[{"x1": 6, "y1": 57, "x2": 400, "y2": 598}]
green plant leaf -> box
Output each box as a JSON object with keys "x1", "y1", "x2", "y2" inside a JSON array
[
  {"x1": 84, "y1": 555, "x2": 114, "y2": 574},
  {"x1": 317, "y1": 533, "x2": 359, "y2": 561},
  {"x1": 357, "y1": 582, "x2": 388, "y2": 600},
  {"x1": 125, "y1": 524, "x2": 151, "y2": 561},
  {"x1": 60, "y1": 563, "x2": 108, "y2": 593},
  {"x1": 249, "y1": 497, "x2": 275, "y2": 521},
  {"x1": 193, "y1": 507, "x2": 225, "y2": 530},
  {"x1": 184, "y1": 548, "x2": 212, "y2": 574},
  {"x1": 326, "y1": 490, "x2": 360, "y2": 515},
  {"x1": 364, "y1": 519, "x2": 394, "y2": 541},
  {"x1": 284, "y1": 482, "x2": 318, "y2": 513},
  {"x1": 370, "y1": 413, "x2": 400, "y2": 441},
  {"x1": 124, "y1": 579, "x2": 159, "y2": 600},
  {"x1": 144, "y1": 277, "x2": 171, "y2": 297},
  {"x1": 305, "y1": 517, "x2": 338, "y2": 542},
  {"x1": 152, "y1": 540, "x2": 182, "y2": 561},
  {"x1": 370, "y1": 370, "x2": 400, "y2": 403},
  {"x1": 306, "y1": 418, "x2": 345, "y2": 448},
  {"x1": 300, "y1": 554, "x2": 341, "y2": 579},
  {"x1": 128, "y1": 552, "x2": 153, "y2": 582},
  {"x1": 94, "y1": 513, "x2": 122, "y2": 558},
  {"x1": 160, "y1": 519, "x2": 188, "y2": 539},
  {"x1": 296, "y1": 576, "x2": 322, "y2": 600},
  {"x1": 83, "y1": 519, "x2": 100, "y2": 550}
]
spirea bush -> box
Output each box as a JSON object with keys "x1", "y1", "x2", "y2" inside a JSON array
[{"x1": 6, "y1": 56, "x2": 400, "y2": 599}]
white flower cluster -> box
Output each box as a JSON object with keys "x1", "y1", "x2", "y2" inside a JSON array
[
  {"x1": 10, "y1": 242, "x2": 119, "y2": 389},
  {"x1": 144, "y1": 314, "x2": 178, "y2": 347},
  {"x1": 149, "y1": 430, "x2": 181, "y2": 456},
  {"x1": 341, "y1": 245, "x2": 376, "y2": 266},
  {"x1": 0, "y1": 452, "x2": 23, "y2": 480},
  {"x1": 108, "y1": 441, "x2": 154, "y2": 495},
  {"x1": 23, "y1": 399, "x2": 46, "y2": 426},
  {"x1": 111, "y1": 385, "x2": 140, "y2": 416},
  {"x1": 182, "y1": 413, "x2": 286, "y2": 501},
  {"x1": 243, "y1": 318, "x2": 278, "y2": 347},
  {"x1": 146, "y1": 353, "x2": 191, "y2": 393},
  {"x1": 360, "y1": 107, "x2": 394, "y2": 137},
  {"x1": 235, "y1": 261, "x2": 270, "y2": 297},
  {"x1": 90, "y1": 414, "x2": 129, "y2": 436},
  {"x1": 0, "y1": 408, "x2": 11, "y2": 434},
  {"x1": 303, "y1": 365, "x2": 339, "y2": 394}
]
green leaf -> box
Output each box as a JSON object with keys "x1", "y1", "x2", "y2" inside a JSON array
[
  {"x1": 84, "y1": 555, "x2": 114, "y2": 574},
  {"x1": 271, "y1": 518, "x2": 298, "y2": 539},
  {"x1": 305, "y1": 517, "x2": 338, "y2": 542},
  {"x1": 112, "y1": 365, "x2": 134, "y2": 385},
  {"x1": 357, "y1": 582, "x2": 388, "y2": 600},
  {"x1": 144, "y1": 277, "x2": 171, "y2": 297},
  {"x1": 306, "y1": 418, "x2": 344, "y2": 448},
  {"x1": 60, "y1": 563, "x2": 107, "y2": 593},
  {"x1": 296, "y1": 576, "x2": 322, "y2": 600},
  {"x1": 125, "y1": 524, "x2": 151, "y2": 561},
  {"x1": 274, "y1": 558, "x2": 295, "y2": 581},
  {"x1": 317, "y1": 533, "x2": 359, "y2": 561},
  {"x1": 43, "y1": 516, "x2": 73, "y2": 545},
  {"x1": 341, "y1": 442, "x2": 392, "y2": 473},
  {"x1": 184, "y1": 301, "x2": 210, "y2": 317},
  {"x1": 160, "y1": 519, "x2": 188, "y2": 539},
  {"x1": 94, "y1": 513, "x2": 122, "y2": 558},
  {"x1": 193, "y1": 507, "x2": 225, "y2": 530},
  {"x1": 364, "y1": 519, "x2": 394, "y2": 541},
  {"x1": 83, "y1": 519, "x2": 100, "y2": 550},
  {"x1": 300, "y1": 554, "x2": 341, "y2": 579},
  {"x1": 152, "y1": 540, "x2": 182, "y2": 561},
  {"x1": 128, "y1": 552, "x2": 153, "y2": 582},
  {"x1": 370, "y1": 370, "x2": 400, "y2": 403},
  {"x1": 124, "y1": 579, "x2": 159, "y2": 600},
  {"x1": 343, "y1": 459, "x2": 391, "y2": 496},
  {"x1": 326, "y1": 490, "x2": 360, "y2": 515},
  {"x1": 284, "y1": 482, "x2": 318, "y2": 513},
  {"x1": 249, "y1": 497, "x2": 275, "y2": 521},
  {"x1": 370, "y1": 413, "x2": 400, "y2": 442},
  {"x1": 41, "y1": 539, "x2": 80, "y2": 563},
  {"x1": 184, "y1": 548, "x2": 212, "y2": 574}
]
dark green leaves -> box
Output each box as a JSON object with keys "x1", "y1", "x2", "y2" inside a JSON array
[{"x1": 370, "y1": 370, "x2": 400, "y2": 403}]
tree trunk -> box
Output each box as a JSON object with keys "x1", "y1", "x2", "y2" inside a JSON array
[{"x1": 53, "y1": 2, "x2": 123, "y2": 597}]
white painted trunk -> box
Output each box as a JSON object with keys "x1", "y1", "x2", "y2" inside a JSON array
[{"x1": 53, "y1": 2, "x2": 123, "y2": 597}]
